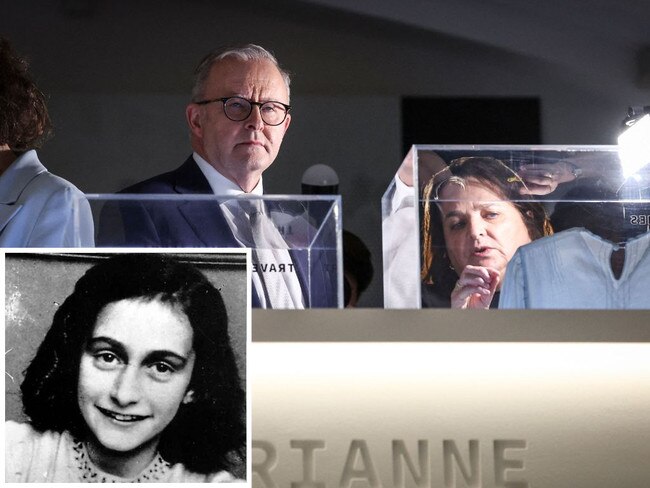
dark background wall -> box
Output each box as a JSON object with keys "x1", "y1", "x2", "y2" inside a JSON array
[{"x1": 2, "y1": 0, "x2": 648, "y2": 306}]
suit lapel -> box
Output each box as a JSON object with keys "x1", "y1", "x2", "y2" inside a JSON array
[
  {"x1": 171, "y1": 156, "x2": 213, "y2": 194},
  {"x1": 178, "y1": 200, "x2": 241, "y2": 247},
  {"x1": 169, "y1": 157, "x2": 238, "y2": 247},
  {"x1": 169, "y1": 156, "x2": 267, "y2": 307}
]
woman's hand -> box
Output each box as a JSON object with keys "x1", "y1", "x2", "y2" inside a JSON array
[
  {"x1": 450, "y1": 265, "x2": 500, "y2": 309},
  {"x1": 518, "y1": 162, "x2": 578, "y2": 195}
]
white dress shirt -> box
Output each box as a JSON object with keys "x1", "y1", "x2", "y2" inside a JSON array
[
  {"x1": 193, "y1": 152, "x2": 264, "y2": 196},
  {"x1": 193, "y1": 153, "x2": 304, "y2": 309}
]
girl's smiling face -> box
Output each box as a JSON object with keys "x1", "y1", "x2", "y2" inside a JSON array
[
  {"x1": 77, "y1": 298, "x2": 195, "y2": 457},
  {"x1": 438, "y1": 179, "x2": 532, "y2": 279}
]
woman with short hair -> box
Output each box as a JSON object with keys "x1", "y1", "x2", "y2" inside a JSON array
[{"x1": 0, "y1": 37, "x2": 93, "y2": 246}]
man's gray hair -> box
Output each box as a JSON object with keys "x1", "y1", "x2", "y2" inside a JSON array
[{"x1": 191, "y1": 44, "x2": 291, "y2": 102}]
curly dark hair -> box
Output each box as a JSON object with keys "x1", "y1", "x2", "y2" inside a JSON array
[
  {"x1": 0, "y1": 37, "x2": 52, "y2": 151},
  {"x1": 20, "y1": 254, "x2": 245, "y2": 475},
  {"x1": 421, "y1": 156, "x2": 553, "y2": 303}
]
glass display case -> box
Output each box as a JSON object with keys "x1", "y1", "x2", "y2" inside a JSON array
[
  {"x1": 382, "y1": 145, "x2": 650, "y2": 309},
  {"x1": 87, "y1": 194, "x2": 343, "y2": 309}
]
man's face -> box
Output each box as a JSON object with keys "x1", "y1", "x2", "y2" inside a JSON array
[{"x1": 186, "y1": 57, "x2": 291, "y2": 192}]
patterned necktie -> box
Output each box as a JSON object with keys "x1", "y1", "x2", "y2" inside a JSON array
[{"x1": 241, "y1": 200, "x2": 305, "y2": 309}]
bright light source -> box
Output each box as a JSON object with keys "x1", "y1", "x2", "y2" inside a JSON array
[{"x1": 618, "y1": 114, "x2": 650, "y2": 179}]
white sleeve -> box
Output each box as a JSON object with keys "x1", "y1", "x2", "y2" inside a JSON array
[
  {"x1": 382, "y1": 176, "x2": 421, "y2": 308},
  {"x1": 389, "y1": 174, "x2": 415, "y2": 215}
]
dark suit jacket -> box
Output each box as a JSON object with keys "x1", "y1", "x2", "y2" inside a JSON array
[{"x1": 97, "y1": 156, "x2": 338, "y2": 307}]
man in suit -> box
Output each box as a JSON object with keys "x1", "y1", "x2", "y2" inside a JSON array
[
  {"x1": 119, "y1": 44, "x2": 291, "y2": 204},
  {"x1": 98, "y1": 45, "x2": 337, "y2": 308}
]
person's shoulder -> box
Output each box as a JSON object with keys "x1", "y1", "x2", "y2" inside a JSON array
[
  {"x1": 520, "y1": 227, "x2": 583, "y2": 253},
  {"x1": 14, "y1": 152, "x2": 84, "y2": 200},
  {"x1": 118, "y1": 156, "x2": 199, "y2": 194},
  {"x1": 208, "y1": 471, "x2": 245, "y2": 483},
  {"x1": 5, "y1": 421, "x2": 68, "y2": 462},
  {"x1": 167, "y1": 463, "x2": 242, "y2": 483},
  {"x1": 23, "y1": 170, "x2": 90, "y2": 222},
  {"x1": 6, "y1": 420, "x2": 38, "y2": 441},
  {"x1": 206, "y1": 470, "x2": 243, "y2": 483},
  {"x1": 119, "y1": 171, "x2": 178, "y2": 194},
  {"x1": 5, "y1": 420, "x2": 66, "y2": 444},
  {"x1": 31, "y1": 170, "x2": 85, "y2": 198},
  {"x1": 5, "y1": 421, "x2": 40, "y2": 482},
  {"x1": 5, "y1": 422, "x2": 73, "y2": 482}
]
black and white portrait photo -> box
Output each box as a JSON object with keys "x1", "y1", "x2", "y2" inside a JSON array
[{"x1": 4, "y1": 251, "x2": 249, "y2": 483}]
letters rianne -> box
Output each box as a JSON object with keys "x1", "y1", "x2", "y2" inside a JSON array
[{"x1": 253, "y1": 438, "x2": 529, "y2": 488}]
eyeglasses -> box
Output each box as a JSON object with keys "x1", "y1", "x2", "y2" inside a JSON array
[{"x1": 193, "y1": 96, "x2": 291, "y2": 126}]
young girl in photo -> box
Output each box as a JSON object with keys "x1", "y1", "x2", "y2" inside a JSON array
[{"x1": 5, "y1": 254, "x2": 246, "y2": 482}]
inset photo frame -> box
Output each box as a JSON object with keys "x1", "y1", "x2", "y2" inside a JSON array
[{"x1": 3, "y1": 249, "x2": 251, "y2": 484}]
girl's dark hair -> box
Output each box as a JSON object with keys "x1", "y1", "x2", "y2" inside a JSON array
[
  {"x1": 0, "y1": 37, "x2": 52, "y2": 151},
  {"x1": 421, "y1": 157, "x2": 553, "y2": 300},
  {"x1": 21, "y1": 254, "x2": 245, "y2": 474}
]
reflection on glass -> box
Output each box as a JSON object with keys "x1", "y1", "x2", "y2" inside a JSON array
[
  {"x1": 381, "y1": 145, "x2": 650, "y2": 309},
  {"x1": 500, "y1": 185, "x2": 650, "y2": 309},
  {"x1": 421, "y1": 157, "x2": 551, "y2": 309},
  {"x1": 90, "y1": 194, "x2": 343, "y2": 309}
]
